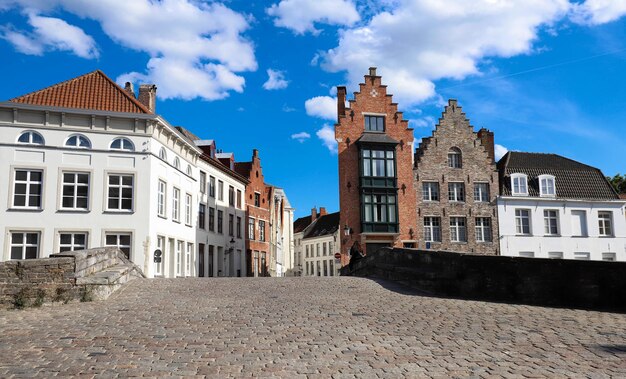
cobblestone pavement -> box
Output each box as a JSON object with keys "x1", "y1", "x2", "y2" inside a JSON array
[{"x1": 1, "y1": 277, "x2": 625, "y2": 378}]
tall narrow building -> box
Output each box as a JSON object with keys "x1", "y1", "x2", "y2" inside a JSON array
[{"x1": 335, "y1": 68, "x2": 418, "y2": 260}]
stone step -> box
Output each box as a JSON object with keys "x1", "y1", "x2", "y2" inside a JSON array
[{"x1": 76, "y1": 264, "x2": 133, "y2": 285}]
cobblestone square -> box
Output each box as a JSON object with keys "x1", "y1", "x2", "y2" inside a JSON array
[{"x1": 1, "y1": 277, "x2": 625, "y2": 378}]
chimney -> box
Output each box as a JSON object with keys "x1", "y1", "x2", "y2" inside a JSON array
[
  {"x1": 252, "y1": 149, "x2": 259, "y2": 159},
  {"x1": 477, "y1": 128, "x2": 495, "y2": 162},
  {"x1": 124, "y1": 82, "x2": 135, "y2": 98},
  {"x1": 138, "y1": 84, "x2": 157, "y2": 113},
  {"x1": 319, "y1": 207, "x2": 327, "y2": 217},
  {"x1": 311, "y1": 207, "x2": 317, "y2": 222},
  {"x1": 368, "y1": 67, "x2": 377, "y2": 76},
  {"x1": 337, "y1": 86, "x2": 346, "y2": 119}
]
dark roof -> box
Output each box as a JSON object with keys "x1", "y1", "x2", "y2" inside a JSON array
[
  {"x1": 9, "y1": 70, "x2": 151, "y2": 114},
  {"x1": 294, "y1": 215, "x2": 313, "y2": 233},
  {"x1": 303, "y1": 212, "x2": 340, "y2": 239},
  {"x1": 356, "y1": 133, "x2": 399, "y2": 145},
  {"x1": 234, "y1": 162, "x2": 252, "y2": 178},
  {"x1": 498, "y1": 152, "x2": 619, "y2": 200}
]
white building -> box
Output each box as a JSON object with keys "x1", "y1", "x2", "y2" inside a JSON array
[
  {"x1": 0, "y1": 70, "x2": 251, "y2": 278},
  {"x1": 497, "y1": 152, "x2": 626, "y2": 261},
  {"x1": 294, "y1": 208, "x2": 341, "y2": 277},
  {"x1": 268, "y1": 187, "x2": 295, "y2": 277}
]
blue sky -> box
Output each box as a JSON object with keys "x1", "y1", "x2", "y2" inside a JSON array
[{"x1": 1, "y1": 0, "x2": 626, "y2": 218}]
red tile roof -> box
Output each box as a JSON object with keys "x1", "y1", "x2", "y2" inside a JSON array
[{"x1": 9, "y1": 70, "x2": 151, "y2": 114}]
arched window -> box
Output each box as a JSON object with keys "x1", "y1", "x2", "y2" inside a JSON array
[
  {"x1": 186, "y1": 164, "x2": 192, "y2": 176},
  {"x1": 110, "y1": 137, "x2": 134, "y2": 151},
  {"x1": 538, "y1": 174, "x2": 556, "y2": 197},
  {"x1": 159, "y1": 147, "x2": 167, "y2": 160},
  {"x1": 65, "y1": 134, "x2": 91, "y2": 149},
  {"x1": 17, "y1": 131, "x2": 44, "y2": 145},
  {"x1": 173, "y1": 157, "x2": 180, "y2": 169},
  {"x1": 448, "y1": 147, "x2": 462, "y2": 168},
  {"x1": 511, "y1": 173, "x2": 528, "y2": 196}
]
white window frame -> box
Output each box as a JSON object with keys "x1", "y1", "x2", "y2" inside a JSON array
[
  {"x1": 574, "y1": 252, "x2": 590, "y2": 260},
  {"x1": 10, "y1": 231, "x2": 40, "y2": 260},
  {"x1": 110, "y1": 137, "x2": 134, "y2": 151},
  {"x1": 199, "y1": 171, "x2": 207, "y2": 194},
  {"x1": 543, "y1": 210, "x2": 559, "y2": 236},
  {"x1": 59, "y1": 232, "x2": 88, "y2": 252},
  {"x1": 475, "y1": 217, "x2": 492, "y2": 242},
  {"x1": 61, "y1": 172, "x2": 90, "y2": 210},
  {"x1": 515, "y1": 209, "x2": 531, "y2": 235},
  {"x1": 17, "y1": 130, "x2": 44, "y2": 145},
  {"x1": 104, "y1": 232, "x2": 132, "y2": 259},
  {"x1": 159, "y1": 147, "x2": 167, "y2": 160},
  {"x1": 424, "y1": 217, "x2": 441, "y2": 242},
  {"x1": 511, "y1": 173, "x2": 528, "y2": 196},
  {"x1": 539, "y1": 174, "x2": 556, "y2": 197},
  {"x1": 12, "y1": 168, "x2": 43, "y2": 209},
  {"x1": 448, "y1": 148, "x2": 462, "y2": 168},
  {"x1": 218, "y1": 180, "x2": 224, "y2": 201},
  {"x1": 519, "y1": 251, "x2": 534, "y2": 258},
  {"x1": 186, "y1": 242, "x2": 192, "y2": 276},
  {"x1": 186, "y1": 165, "x2": 192, "y2": 176},
  {"x1": 602, "y1": 252, "x2": 616, "y2": 261},
  {"x1": 176, "y1": 240, "x2": 183, "y2": 276},
  {"x1": 473, "y1": 182, "x2": 489, "y2": 203},
  {"x1": 157, "y1": 180, "x2": 167, "y2": 218},
  {"x1": 598, "y1": 211, "x2": 613, "y2": 237},
  {"x1": 173, "y1": 157, "x2": 180, "y2": 169},
  {"x1": 65, "y1": 134, "x2": 91, "y2": 149},
  {"x1": 422, "y1": 182, "x2": 439, "y2": 202},
  {"x1": 548, "y1": 252, "x2": 563, "y2": 259},
  {"x1": 248, "y1": 217, "x2": 255, "y2": 240},
  {"x1": 172, "y1": 187, "x2": 181, "y2": 222},
  {"x1": 448, "y1": 182, "x2": 465, "y2": 202},
  {"x1": 450, "y1": 217, "x2": 467, "y2": 243},
  {"x1": 185, "y1": 193, "x2": 192, "y2": 226},
  {"x1": 106, "y1": 173, "x2": 134, "y2": 212}
]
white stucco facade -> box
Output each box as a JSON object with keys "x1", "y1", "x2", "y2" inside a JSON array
[
  {"x1": 303, "y1": 233, "x2": 340, "y2": 277},
  {"x1": 497, "y1": 197, "x2": 626, "y2": 261}
]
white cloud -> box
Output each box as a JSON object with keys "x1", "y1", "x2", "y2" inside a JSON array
[
  {"x1": 570, "y1": 0, "x2": 626, "y2": 25},
  {"x1": 291, "y1": 131, "x2": 311, "y2": 142},
  {"x1": 316, "y1": 124, "x2": 337, "y2": 153},
  {"x1": 494, "y1": 144, "x2": 509, "y2": 161},
  {"x1": 319, "y1": 0, "x2": 572, "y2": 106},
  {"x1": 263, "y1": 68, "x2": 289, "y2": 90},
  {"x1": 1, "y1": 13, "x2": 98, "y2": 58},
  {"x1": 305, "y1": 96, "x2": 337, "y2": 120},
  {"x1": 267, "y1": 0, "x2": 360, "y2": 35},
  {"x1": 2, "y1": 0, "x2": 257, "y2": 101},
  {"x1": 409, "y1": 116, "x2": 435, "y2": 128}
]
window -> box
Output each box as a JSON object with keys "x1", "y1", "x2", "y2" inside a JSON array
[
  {"x1": 306, "y1": 245, "x2": 309, "y2": 258},
  {"x1": 259, "y1": 220, "x2": 265, "y2": 242},
  {"x1": 450, "y1": 217, "x2": 467, "y2": 242},
  {"x1": 519, "y1": 252, "x2": 534, "y2": 258},
  {"x1": 254, "y1": 192, "x2": 261, "y2": 207},
  {"x1": 475, "y1": 217, "x2": 492, "y2": 242},
  {"x1": 571, "y1": 210, "x2": 587, "y2": 237},
  {"x1": 548, "y1": 252, "x2": 563, "y2": 259},
  {"x1": 574, "y1": 252, "x2": 590, "y2": 260},
  {"x1": 364, "y1": 115, "x2": 385, "y2": 132},
  {"x1": 157, "y1": 180, "x2": 167, "y2": 217},
  {"x1": 602, "y1": 252, "x2": 616, "y2": 261},
  {"x1": 209, "y1": 207, "x2": 215, "y2": 231},
  {"x1": 218, "y1": 180, "x2": 224, "y2": 201},
  {"x1": 539, "y1": 175, "x2": 556, "y2": 197},
  {"x1": 105, "y1": 233, "x2": 131, "y2": 259},
  {"x1": 172, "y1": 188, "x2": 180, "y2": 221},
  {"x1": 474, "y1": 183, "x2": 489, "y2": 203},
  {"x1": 110, "y1": 137, "x2": 134, "y2": 151},
  {"x1": 185, "y1": 194, "x2": 192, "y2": 225},
  {"x1": 362, "y1": 149, "x2": 395, "y2": 178},
  {"x1": 248, "y1": 217, "x2": 255, "y2": 240},
  {"x1": 107, "y1": 174, "x2": 133, "y2": 211},
  {"x1": 209, "y1": 176, "x2": 216, "y2": 197},
  {"x1": 173, "y1": 157, "x2": 180, "y2": 169},
  {"x1": 65, "y1": 134, "x2": 91, "y2": 149},
  {"x1": 424, "y1": 217, "x2": 441, "y2": 242},
  {"x1": 362, "y1": 192, "x2": 397, "y2": 232},
  {"x1": 13, "y1": 169, "x2": 43, "y2": 208},
  {"x1": 515, "y1": 209, "x2": 531, "y2": 235},
  {"x1": 511, "y1": 174, "x2": 528, "y2": 196},
  {"x1": 186, "y1": 243, "x2": 193, "y2": 276},
  {"x1": 598, "y1": 212, "x2": 613, "y2": 236},
  {"x1": 186, "y1": 165, "x2": 192, "y2": 176},
  {"x1": 422, "y1": 182, "x2": 439, "y2": 201},
  {"x1": 199, "y1": 171, "x2": 207, "y2": 194},
  {"x1": 317, "y1": 243, "x2": 320, "y2": 257},
  {"x1": 229, "y1": 186, "x2": 235, "y2": 206},
  {"x1": 448, "y1": 182, "x2": 465, "y2": 202},
  {"x1": 236, "y1": 216, "x2": 242, "y2": 238},
  {"x1": 10, "y1": 232, "x2": 39, "y2": 259},
  {"x1": 17, "y1": 131, "x2": 44, "y2": 145},
  {"x1": 175, "y1": 241, "x2": 183, "y2": 276},
  {"x1": 228, "y1": 214, "x2": 234, "y2": 236},
  {"x1": 59, "y1": 233, "x2": 87, "y2": 252},
  {"x1": 237, "y1": 190, "x2": 242, "y2": 209},
  {"x1": 61, "y1": 172, "x2": 89, "y2": 210},
  {"x1": 159, "y1": 147, "x2": 167, "y2": 160},
  {"x1": 217, "y1": 210, "x2": 223, "y2": 233},
  {"x1": 323, "y1": 243, "x2": 327, "y2": 256},
  {"x1": 448, "y1": 147, "x2": 462, "y2": 168},
  {"x1": 543, "y1": 210, "x2": 559, "y2": 235},
  {"x1": 198, "y1": 204, "x2": 206, "y2": 229}
]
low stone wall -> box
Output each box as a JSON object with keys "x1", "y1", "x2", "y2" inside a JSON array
[
  {"x1": 341, "y1": 248, "x2": 626, "y2": 312},
  {"x1": 0, "y1": 247, "x2": 143, "y2": 309}
]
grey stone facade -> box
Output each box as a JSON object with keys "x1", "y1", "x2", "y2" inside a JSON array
[{"x1": 414, "y1": 100, "x2": 499, "y2": 254}]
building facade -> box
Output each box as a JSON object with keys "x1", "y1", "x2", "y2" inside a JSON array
[
  {"x1": 268, "y1": 187, "x2": 295, "y2": 277},
  {"x1": 298, "y1": 208, "x2": 340, "y2": 277},
  {"x1": 497, "y1": 152, "x2": 626, "y2": 261},
  {"x1": 413, "y1": 100, "x2": 499, "y2": 254},
  {"x1": 335, "y1": 68, "x2": 417, "y2": 263}
]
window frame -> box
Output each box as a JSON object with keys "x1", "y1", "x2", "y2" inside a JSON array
[
  {"x1": 515, "y1": 209, "x2": 532, "y2": 235},
  {"x1": 543, "y1": 209, "x2": 560, "y2": 236},
  {"x1": 172, "y1": 187, "x2": 181, "y2": 222},
  {"x1": 58, "y1": 232, "x2": 88, "y2": 252},
  {"x1": 217, "y1": 210, "x2": 223, "y2": 234},
  {"x1": 157, "y1": 179, "x2": 167, "y2": 218},
  {"x1": 105, "y1": 173, "x2": 134, "y2": 212},
  {"x1": 259, "y1": 220, "x2": 265, "y2": 242},
  {"x1": 199, "y1": 171, "x2": 207, "y2": 194},
  {"x1": 361, "y1": 190, "x2": 398, "y2": 233},
  {"x1": 10, "y1": 231, "x2": 40, "y2": 260},
  {"x1": 104, "y1": 232, "x2": 132, "y2": 259},
  {"x1": 448, "y1": 147, "x2": 462, "y2": 169},
  {"x1": 109, "y1": 137, "x2": 135, "y2": 152},
  {"x1": 598, "y1": 211, "x2": 613, "y2": 237},
  {"x1": 17, "y1": 130, "x2": 44, "y2": 145},
  {"x1": 422, "y1": 182, "x2": 439, "y2": 202},
  {"x1": 539, "y1": 174, "x2": 556, "y2": 197},
  {"x1": 12, "y1": 168, "x2": 44, "y2": 210},
  {"x1": 511, "y1": 173, "x2": 528, "y2": 196},
  {"x1": 209, "y1": 176, "x2": 216, "y2": 198},
  {"x1": 208, "y1": 207, "x2": 215, "y2": 232},
  {"x1": 184, "y1": 193, "x2": 192, "y2": 226},
  {"x1": 364, "y1": 115, "x2": 385, "y2": 132},
  {"x1": 473, "y1": 182, "x2": 490, "y2": 203},
  {"x1": 159, "y1": 147, "x2": 167, "y2": 161},
  {"x1": 424, "y1": 216, "x2": 441, "y2": 242},
  {"x1": 248, "y1": 217, "x2": 255, "y2": 240},
  {"x1": 60, "y1": 171, "x2": 90, "y2": 211},
  {"x1": 198, "y1": 203, "x2": 206, "y2": 230},
  {"x1": 450, "y1": 217, "x2": 467, "y2": 243},
  {"x1": 448, "y1": 182, "x2": 465, "y2": 202},
  {"x1": 475, "y1": 217, "x2": 492, "y2": 243},
  {"x1": 64, "y1": 134, "x2": 91, "y2": 149},
  {"x1": 218, "y1": 180, "x2": 224, "y2": 201}
]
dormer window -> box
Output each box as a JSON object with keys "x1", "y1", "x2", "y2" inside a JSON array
[
  {"x1": 448, "y1": 147, "x2": 462, "y2": 168},
  {"x1": 539, "y1": 175, "x2": 556, "y2": 197},
  {"x1": 511, "y1": 173, "x2": 528, "y2": 196},
  {"x1": 65, "y1": 134, "x2": 91, "y2": 149},
  {"x1": 364, "y1": 115, "x2": 385, "y2": 132},
  {"x1": 18, "y1": 131, "x2": 44, "y2": 145}
]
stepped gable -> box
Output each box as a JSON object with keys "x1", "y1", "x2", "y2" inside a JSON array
[
  {"x1": 414, "y1": 99, "x2": 494, "y2": 168},
  {"x1": 498, "y1": 152, "x2": 620, "y2": 200},
  {"x1": 9, "y1": 70, "x2": 151, "y2": 114}
]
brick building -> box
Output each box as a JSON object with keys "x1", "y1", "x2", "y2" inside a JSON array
[
  {"x1": 335, "y1": 68, "x2": 418, "y2": 262},
  {"x1": 235, "y1": 150, "x2": 271, "y2": 276},
  {"x1": 413, "y1": 100, "x2": 499, "y2": 254}
]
